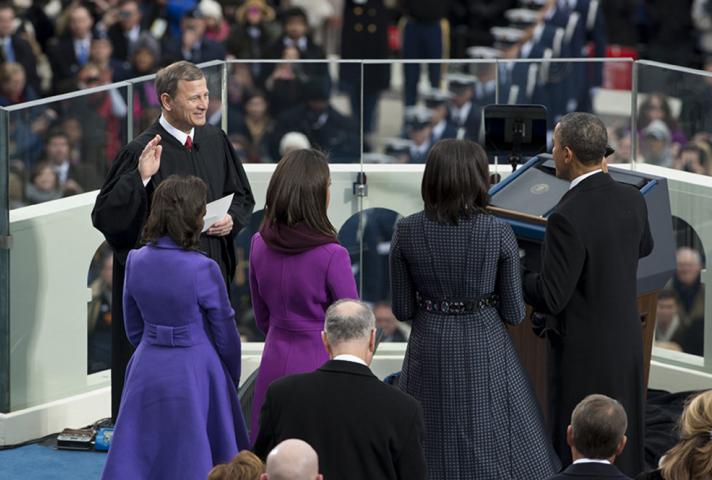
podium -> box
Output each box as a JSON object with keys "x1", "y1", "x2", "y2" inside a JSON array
[{"x1": 488, "y1": 155, "x2": 676, "y2": 412}]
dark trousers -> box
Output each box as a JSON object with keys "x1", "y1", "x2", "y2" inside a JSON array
[
  {"x1": 402, "y1": 19, "x2": 443, "y2": 106},
  {"x1": 110, "y1": 261, "x2": 132, "y2": 421}
]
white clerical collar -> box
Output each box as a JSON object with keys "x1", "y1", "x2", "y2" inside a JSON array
[
  {"x1": 569, "y1": 169, "x2": 602, "y2": 190},
  {"x1": 159, "y1": 114, "x2": 194, "y2": 146},
  {"x1": 573, "y1": 458, "x2": 611, "y2": 465},
  {"x1": 333, "y1": 354, "x2": 367, "y2": 366}
]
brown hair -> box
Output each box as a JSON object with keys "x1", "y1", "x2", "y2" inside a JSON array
[
  {"x1": 154, "y1": 61, "x2": 205, "y2": 107},
  {"x1": 421, "y1": 139, "x2": 490, "y2": 225},
  {"x1": 208, "y1": 450, "x2": 265, "y2": 480},
  {"x1": 142, "y1": 175, "x2": 207, "y2": 249},
  {"x1": 261, "y1": 148, "x2": 335, "y2": 237},
  {"x1": 660, "y1": 390, "x2": 712, "y2": 480}
]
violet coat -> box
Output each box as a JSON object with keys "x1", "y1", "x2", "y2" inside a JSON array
[
  {"x1": 249, "y1": 233, "x2": 359, "y2": 443},
  {"x1": 102, "y1": 237, "x2": 249, "y2": 480}
]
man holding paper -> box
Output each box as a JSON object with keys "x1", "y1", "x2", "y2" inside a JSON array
[{"x1": 92, "y1": 61, "x2": 254, "y2": 420}]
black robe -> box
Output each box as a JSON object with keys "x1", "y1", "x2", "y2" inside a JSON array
[
  {"x1": 91, "y1": 121, "x2": 255, "y2": 420},
  {"x1": 523, "y1": 173, "x2": 653, "y2": 477}
]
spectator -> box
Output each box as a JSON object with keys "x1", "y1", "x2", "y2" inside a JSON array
[
  {"x1": 225, "y1": 0, "x2": 279, "y2": 61},
  {"x1": 447, "y1": 74, "x2": 481, "y2": 141},
  {"x1": 47, "y1": 4, "x2": 95, "y2": 94},
  {"x1": 260, "y1": 439, "x2": 322, "y2": 480},
  {"x1": 253, "y1": 300, "x2": 427, "y2": 480},
  {"x1": 88, "y1": 252, "x2": 113, "y2": 373},
  {"x1": 208, "y1": 450, "x2": 265, "y2": 480},
  {"x1": 402, "y1": 107, "x2": 432, "y2": 163},
  {"x1": 0, "y1": 62, "x2": 37, "y2": 106},
  {"x1": 547, "y1": 394, "x2": 631, "y2": 480},
  {"x1": 265, "y1": 6, "x2": 327, "y2": 80},
  {"x1": 638, "y1": 94, "x2": 687, "y2": 145},
  {"x1": 636, "y1": 390, "x2": 712, "y2": 480},
  {"x1": 374, "y1": 302, "x2": 408, "y2": 342},
  {"x1": 670, "y1": 247, "x2": 705, "y2": 328},
  {"x1": 609, "y1": 127, "x2": 634, "y2": 163},
  {"x1": 640, "y1": 120, "x2": 674, "y2": 167},
  {"x1": 234, "y1": 89, "x2": 276, "y2": 163},
  {"x1": 43, "y1": 129, "x2": 104, "y2": 194},
  {"x1": 161, "y1": 8, "x2": 226, "y2": 64},
  {"x1": 25, "y1": 162, "x2": 61, "y2": 205},
  {"x1": 273, "y1": 78, "x2": 359, "y2": 163},
  {"x1": 672, "y1": 144, "x2": 710, "y2": 175},
  {"x1": 89, "y1": 36, "x2": 128, "y2": 83},
  {"x1": 0, "y1": 3, "x2": 41, "y2": 94},
  {"x1": 198, "y1": 0, "x2": 230, "y2": 43},
  {"x1": 263, "y1": 46, "x2": 307, "y2": 116},
  {"x1": 423, "y1": 89, "x2": 457, "y2": 144},
  {"x1": 106, "y1": 0, "x2": 159, "y2": 63},
  {"x1": 278, "y1": 131, "x2": 311, "y2": 156},
  {"x1": 400, "y1": 0, "x2": 451, "y2": 106},
  {"x1": 654, "y1": 290, "x2": 684, "y2": 352}
]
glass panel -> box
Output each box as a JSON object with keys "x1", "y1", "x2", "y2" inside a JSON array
[
  {"x1": 0, "y1": 107, "x2": 9, "y2": 412},
  {"x1": 7, "y1": 84, "x2": 128, "y2": 410},
  {"x1": 366, "y1": 61, "x2": 496, "y2": 165},
  {"x1": 225, "y1": 60, "x2": 361, "y2": 164},
  {"x1": 129, "y1": 75, "x2": 160, "y2": 138},
  {"x1": 635, "y1": 62, "x2": 712, "y2": 367},
  {"x1": 497, "y1": 59, "x2": 633, "y2": 161},
  {"x1": 8, "y1": 87, "x2": 129, "y2": 208}
]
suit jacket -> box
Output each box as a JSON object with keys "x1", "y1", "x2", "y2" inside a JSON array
[
  {"x1": 253, "y1": 360, "x2": 427, "y2": 480},
  {"x1": 548, "y1": 462, "x2": 633, "y2": 479},
  {"x1": 46, "y1": 36, "x2": 82, "y2": 94},
  {"x1": 523, "y1": 172, "x2": 653, "y2": 477},
  {"x1": 7, "y1": 34, "x2": 41, "y2": 93},
  {"x1": 161, "y1": 37, "x2": 226, "y2": 65}
]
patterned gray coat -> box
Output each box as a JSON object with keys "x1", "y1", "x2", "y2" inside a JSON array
[{"x1": 390, "y1": 211, "x2": 561, "y2": 479}]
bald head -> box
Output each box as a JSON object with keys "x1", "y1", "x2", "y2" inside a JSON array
[
  {"x1": 262, "y1": 439, "x2": 321, "y2": 480},
  {"x1": 676, "y1": 247, "x2": 703, "y2": 286}
]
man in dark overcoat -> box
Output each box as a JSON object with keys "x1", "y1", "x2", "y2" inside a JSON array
[{"x1": 523, "y1": 112, "x2": 653, "y2": 477}]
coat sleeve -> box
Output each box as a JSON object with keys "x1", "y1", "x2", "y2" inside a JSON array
[
  {"x1": 91, "y1": 147, "x2": 148, "y2": 265},
  {"x1": 639, "y1": 200, "x2": 654, "y2": 258},
  {"x1": 221, "y1": 130, "x2": 255, "y2": 232},
  {"x1": 496, "y1": 223, "x2": 526, "y2": 325},
  {"x1": 326, "y1": 246, "x2": 359, "y2": 301},
  {"x1": 122, "y1": 251, "x2": 144, "y2": 347},
  {"x1": 249, "y1": 235, "x2": 271, "y2": 335},
  {"x1": 197, "y1": 258, "x2": 242, "y2": 386},
  {"x1": 390, "y1": 220, "x2": 417, "y2": 322},
  {"x1": 522, "y1": 212, "x2": 585, "y2": 315},
  {"x1": 252, "y1": 386, "x2": 277, "y2": 459},
  {"x1": 395, "y1": 400, "x2": 427, "y2": 480}
]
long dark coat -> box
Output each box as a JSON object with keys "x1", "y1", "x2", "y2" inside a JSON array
[
  {"x1": 523, "y1": 172, "x2": 654, "y2": 477},
  {"x1": 391, "y1": 211, "x2": 560, "y2": 479}
]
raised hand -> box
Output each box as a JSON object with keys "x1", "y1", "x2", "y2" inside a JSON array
[{"x1": 138, "y1": 134, "x2": 162, "y2": 182}]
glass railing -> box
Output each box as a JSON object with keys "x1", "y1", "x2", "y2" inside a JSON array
[{"x1": 1, "y1": 58, "x2": 712, "y2": 413}]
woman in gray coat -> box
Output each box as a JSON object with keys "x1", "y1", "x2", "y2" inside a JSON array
[{"x1": 390, "y1": 139, "x2": 560, "y2": 479}]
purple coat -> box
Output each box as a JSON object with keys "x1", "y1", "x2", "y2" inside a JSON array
[
  {"x1": 249, "y1": 233, "x2": 359, "y2": 443},
  {"x1": 102, "y1": 237, "x2": 249, "y2": 480}
]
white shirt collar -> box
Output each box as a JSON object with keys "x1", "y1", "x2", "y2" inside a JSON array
[
  {"x1": 569, "y1": 169, "x2": 602, "y2": 190},
  {"x1": 573, "y1": 458, "x2": 611, "y2": 465},
  {"x1": 432, "y1": 119, "x2": 446, "y2": 139},
  {"x1": 451, "y1": 102, "x2": 472, "y2": 126},
  {"x1": 127, "y1": 25, "x2": 140, "y2": 42},
  {"x1": 159, "y1": 114, "x2": 194, "y2": 146},
  {"x1": 284, "y1": 36, "x2": 308, "y2": 51},
  {"x1": 53, "y1": 160, "x2": 70, "y2": 185},
  {"x1": 333, "y1": 354, "x2": 367, "y2": 366}
]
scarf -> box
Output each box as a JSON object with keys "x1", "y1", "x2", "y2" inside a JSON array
[{"x1": 260, "y1": 221, "x2": 338, "y2": 254}]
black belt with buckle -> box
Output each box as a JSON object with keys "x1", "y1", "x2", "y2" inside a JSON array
[{"x1": 416, "y1": 292, "x2": 499, "y2": 315}]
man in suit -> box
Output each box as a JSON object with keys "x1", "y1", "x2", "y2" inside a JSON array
[
  {"x1": 107, "y1": 0, "x2": 159, "y2": 63},
  {"x1": 547, "y1": 394, "x2": 632, "y2": 479},
  {"x1": 523, "y1": 112, "x2": 654, "y2": 477},
  {"x1": 47, "y1": 4, "x2": 95, "y2": 94},
  {"x1": 161, "y1": 9, "x2": 226, "y2": 65},
  {"x1": 0, "y1": 3, "x2": 40, "y2": 95},
  {"x1": 253, "y1": 299, "x2": 427, "y2": 480},
  {"x1": 260, "y1": 439, "x2": 323, "y2": 480}
]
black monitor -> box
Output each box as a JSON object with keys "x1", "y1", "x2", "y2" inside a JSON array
[{"x1": 484, "y1": 104, "x2": 547, "y2": 169}]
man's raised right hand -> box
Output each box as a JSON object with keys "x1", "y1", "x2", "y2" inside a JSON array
[{"x1": 138, "y1": 134, "x2": 162, "y2": 182}]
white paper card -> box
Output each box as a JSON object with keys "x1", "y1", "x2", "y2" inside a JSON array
[{"x1": 202, "y1": 194, "x2": 234, "y2": 233}]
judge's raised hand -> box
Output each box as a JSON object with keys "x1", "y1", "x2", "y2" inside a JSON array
[
  {"x1": 208, "y1": 214, "x2": 234, "y2": 237},
  {"x1": 138, "y1": 134, "x2": 162, "y2": 182}
]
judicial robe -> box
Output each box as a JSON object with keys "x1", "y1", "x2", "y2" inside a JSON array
[
  {"x1": 91, "y1": 121, "x2": 255, "y2": 419},
  {"x1": 523, "y1": 173, "x2": 653, "y2": 477}
]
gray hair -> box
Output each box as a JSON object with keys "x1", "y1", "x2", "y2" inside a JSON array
[
  {"x1": 557, "y1": 112, "x2": 608, "y2": 165},
  {"x1": 324, "y1": 299, "x2": 375, "y2": 344},
  {"x1": 266, "y1": 439, "x2": 319, "y2": 480},
  {"x1": 571, "y1": 394, "x2": 627, "y2": 459},
  {"x1": 155, "y1": 61, "x2": 205, "y2": 106}
]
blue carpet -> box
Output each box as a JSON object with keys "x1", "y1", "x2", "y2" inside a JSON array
[{"x1": 0, "y1": 443, "x2": 106, "y2": 479}]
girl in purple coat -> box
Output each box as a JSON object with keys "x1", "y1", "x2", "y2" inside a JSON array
[
  {"x1": 102, "y1": 176, "x2": 248, "y2": 479},
  {"x1": 249, "y1": 149, "x2": 358, "y2": 442}
]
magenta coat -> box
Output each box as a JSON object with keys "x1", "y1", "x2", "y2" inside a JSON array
[{"x1": 249, "y1": 233, "x2": 359, "y2": 443}]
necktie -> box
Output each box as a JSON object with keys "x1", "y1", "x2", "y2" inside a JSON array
[
  {"x1": 77, "y1": 42, "x2": 88, "y2": 65},
  {"x1": 184, "y1": 135, "x2": 193, "y2": 151}
]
